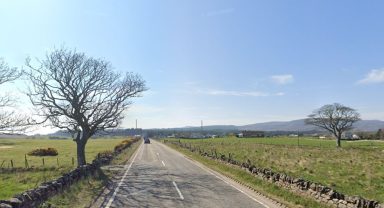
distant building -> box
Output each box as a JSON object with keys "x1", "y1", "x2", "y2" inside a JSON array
[
  {"x1": 238, "y1": 131, "x2": 265, "y2": 138},
  {"x1": 236, "y1": 133, "x2": 243, "y2": 138},
  {"x1": 344, "y1": 132, "x2": 360, "y2": 140}
]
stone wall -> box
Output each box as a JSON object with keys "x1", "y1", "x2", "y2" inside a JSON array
[
  {"x1": 0, "y1": 138, "x2": 140, "y2": 208},
  {"x1": 166, "y1": 140, "x2": 383, "y2": 208}
]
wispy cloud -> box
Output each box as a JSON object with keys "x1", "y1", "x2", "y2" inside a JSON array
[
  {"x1": 205, "y1": 90, "x2": 284, "y2": 97},
  {"x1": 203, "y1": 8, "x2": 234, "y2": 17},
  {"x1": 358, "y1": 69, "x2": 384, "y2": 84},
  {"x1": 270, "y1": 74, "x2": 294, "y2": 85}
]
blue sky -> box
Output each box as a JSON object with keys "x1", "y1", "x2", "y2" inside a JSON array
[{"x1": 1, "y1": 0, "x2": 384, "y2": 131}]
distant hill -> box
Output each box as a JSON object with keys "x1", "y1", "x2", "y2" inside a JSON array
[
  {"x1": 0, "y1": 133, "x2": 28, "y2": 139},
  {"x1": 45, "y1": 119, "x2": 384, "y2": 137},
  {"x1": 48, "y1": 128, "x2": 143, "y2": 138},
  {"x1": 239, "y1": 119, "x2": 315, "y2": 132},
  {"x1": 169, "y1": 125, "x2": 238, "y2": 131},
  {"x1": 238, "y1": 119, "x2": 384, "y2": 132}
]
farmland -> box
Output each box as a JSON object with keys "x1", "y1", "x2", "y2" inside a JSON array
[
  {"x1": 0, "y1": 137, "x2": 125, "y2": 199},
  {"x1": 164, "y1": 137, "x2": 384, "y2": 203}
]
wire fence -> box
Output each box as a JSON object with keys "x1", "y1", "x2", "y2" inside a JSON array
[{"x1": 0, "y1": 155, "x2": 76, "y2": 170}]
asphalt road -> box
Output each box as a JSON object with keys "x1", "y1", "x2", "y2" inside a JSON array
[{"x1": 95, "y1": 140, "x2": 279, "y2": 208}]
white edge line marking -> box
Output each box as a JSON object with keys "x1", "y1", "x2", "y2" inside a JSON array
[
  {"x1": 189, "y1": 158, "x2": 269, "y2": 208},
  {"x1": 172, "y1": 181, "x2": 184, "y2": 200},
  {"x1": 105, "y1": 144, "x2": 143, "y2": 208},
  {"x1": 157, "y1": 141, "x2": 270, "y2": 208},
  {"x1": 162, "y1": 160, "x2": 166, "y2": 166},
  {"x1": 187, "y1": 158, "x2": 270, "y2": 208}
]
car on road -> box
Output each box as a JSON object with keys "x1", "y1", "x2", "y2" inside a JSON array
[{"x1": 144, "y1": 137, "x2": 150, "y2": 144}]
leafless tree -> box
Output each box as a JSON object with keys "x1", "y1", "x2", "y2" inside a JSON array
[
  {"x1": 0, "y1": 58, "x2": 26, "y2": 132},
  {"x1": 305, "y1": 103, "x2": 361, "y2": 147},
  {"x1": 25, "y1": 48, "x2": 147, "y2": 166}
]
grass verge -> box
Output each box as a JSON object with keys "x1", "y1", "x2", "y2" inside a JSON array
[
  {"x1": 40, "y1": 169, "x2": 107, "y2": 208},
  {"x1": 166, "y1": 142, "x2": 331, "y2": 208}
]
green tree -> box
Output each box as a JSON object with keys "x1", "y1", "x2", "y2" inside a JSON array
[{"x1": 376, "y1": 129, "x2": 384, "y2": 140}]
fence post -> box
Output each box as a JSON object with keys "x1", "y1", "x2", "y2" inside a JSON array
[
  {"x1": 10, "y1": 160, "x2": 13, "y2": 168},
  {"x1": 57, "y1": 158, "x2": 59, "y2": 167},
  {"x1": 25, "y1": 154, "x2": 29, "y2": 168},
  {"x1": 42, "y1": 158, "x2": 45, "y2": 166}
]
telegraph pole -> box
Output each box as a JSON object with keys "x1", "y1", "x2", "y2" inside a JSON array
[{"x1": 297, "y1": 129, "x2": 300, "y2": 147}]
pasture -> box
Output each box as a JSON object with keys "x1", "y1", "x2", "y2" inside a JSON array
[
  {"x1": 0, "y1": 137, "x2": 125, "y2": 199},
  {"x1": 165, "y1": 137, "x2": 384, "y2": 202}
]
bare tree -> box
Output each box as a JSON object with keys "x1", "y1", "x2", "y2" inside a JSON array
[
  {"x1": 25, "y1": 48, "x2": 147, "y2": 166},
  {"x1": 0, "y1": 58, "x2": 26, "y2": 132},
  {"x1": 305, "y1": 103, "x2": 361, "y2": 147}
]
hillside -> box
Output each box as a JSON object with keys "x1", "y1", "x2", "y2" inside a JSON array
[
  {"x1": 45, "y1": 119, "x2": 384, "y2": 137},
  {"x1": 238, "y1": 119, "x2": 384, "y2": 132}
]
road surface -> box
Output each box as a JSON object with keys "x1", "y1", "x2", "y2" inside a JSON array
[{"x1": 93, "y1": 140, "x2": 280, "y2": 208}]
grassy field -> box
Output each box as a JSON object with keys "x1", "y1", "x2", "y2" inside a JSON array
[
  {"x1": 164, "y1": 137, "x2": 384, "y2": 203},
  {"x1": 0, "y1": 137, "x2": 126, "y2": 199}
]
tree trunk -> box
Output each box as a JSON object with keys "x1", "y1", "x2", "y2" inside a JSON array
[
  {"x1": 336, "y1": 135, "x2": 341, "y2": 148},
  {"x1": 76, "y1": 139, "x2": 87, "y2": 166}
]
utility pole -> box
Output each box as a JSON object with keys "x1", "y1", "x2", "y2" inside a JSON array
[
  {"x1": 297, "y1": 130, "x2": 300, "y2": 147},
  {"x1": 201, "y1": 120, "x2": 204, "y2": 139},
  {"x1": 136, "y1": 119, "x2": 137, "y2": 129}
]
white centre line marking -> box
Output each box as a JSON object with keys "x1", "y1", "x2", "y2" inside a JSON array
[
  {"x1": 161, "y1": 160, "x2": 166, "y2": 166},
  {"x1": 172, "y1": 181, "x2": 184, "y2": 200},
  {"x1": 105, "y1": 144, "x2": 143, "y2": 208}
]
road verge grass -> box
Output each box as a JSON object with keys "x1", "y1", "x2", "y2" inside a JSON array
[
  {"x1": 40, "y1": 169, "x2": 107, "y2": 208},
  {"x1": 166, "y1": 142, "x2": 331, "y2": 208}
]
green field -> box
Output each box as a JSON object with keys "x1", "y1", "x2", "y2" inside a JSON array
[
  {"x1": 165, "y1": 137, "x2": 384, "y2": 203},
  {"x1": 0, "y1": 137, "x2": 125, "y2": 199}
]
